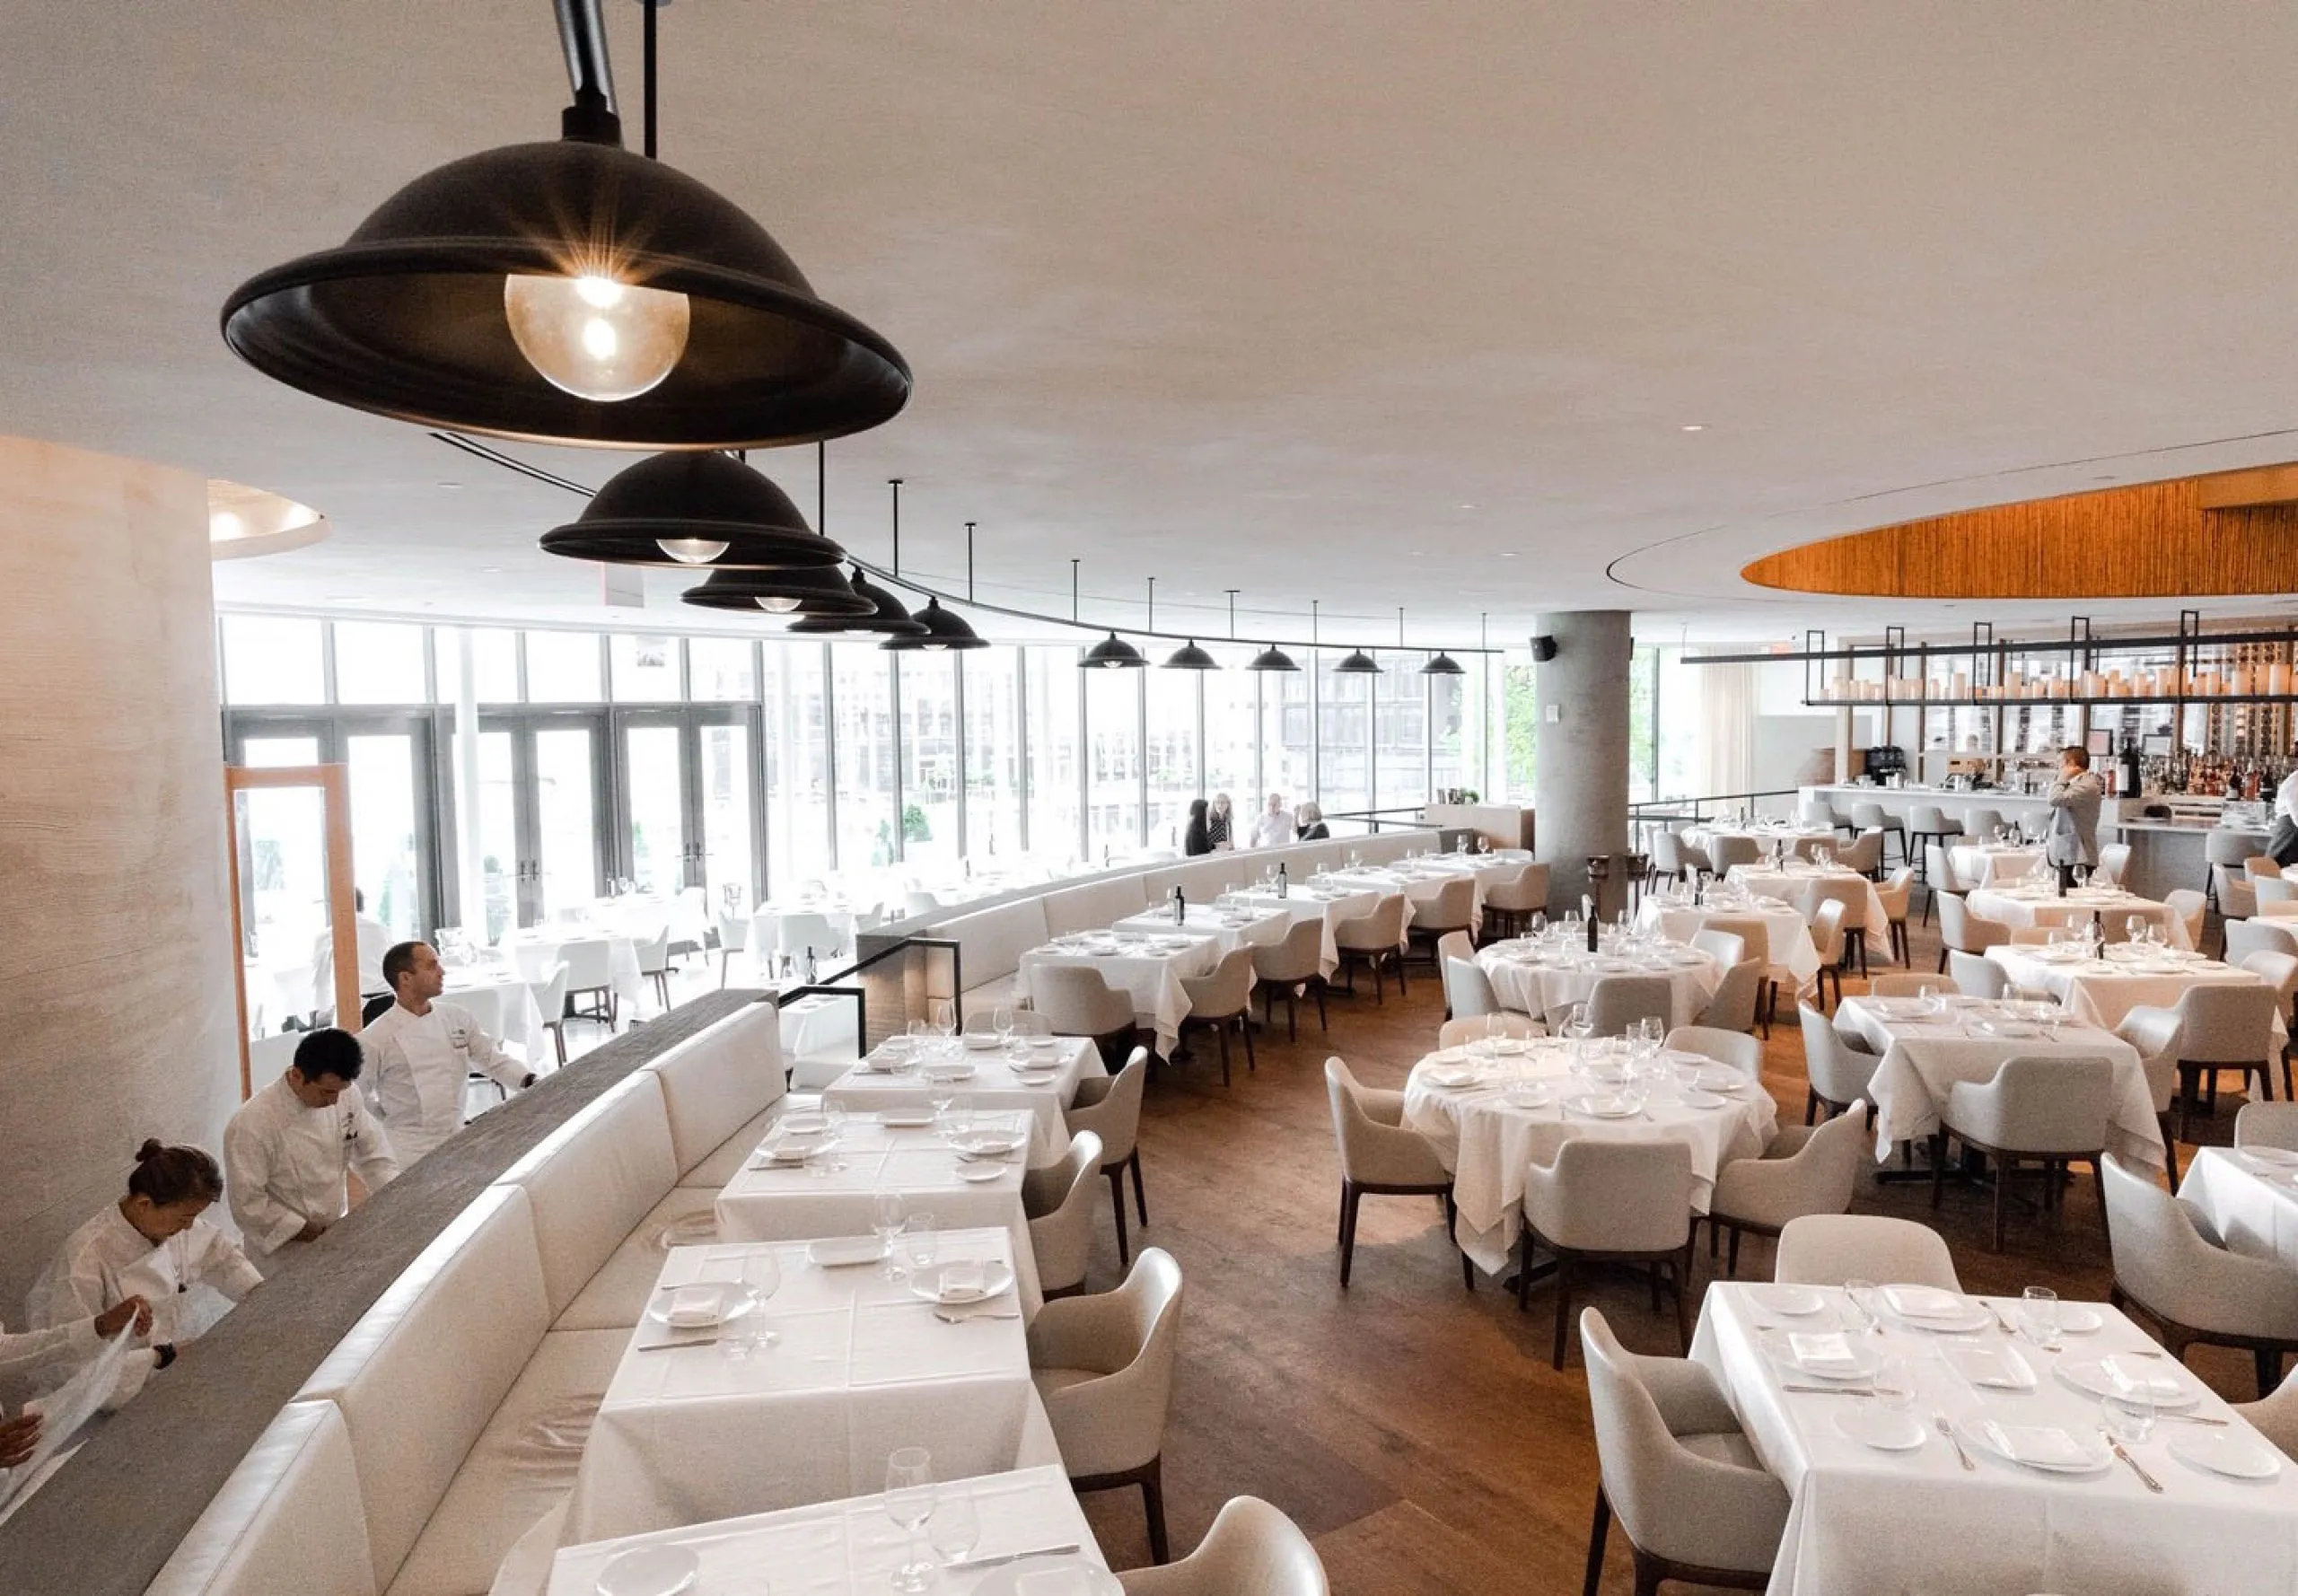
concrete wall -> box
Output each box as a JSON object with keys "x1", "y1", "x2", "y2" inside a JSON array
[
  {"x1": 1533, "y1": 610, "x2": 1632, "y2": 914},
  {"x1": 0, "y1": 436, "x2": 235, "y2": 1311}
]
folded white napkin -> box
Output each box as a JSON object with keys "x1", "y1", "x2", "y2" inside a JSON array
[
  {"x1": 1789, "y1": 1332, "x2": 1864, "y2": 1375},
  {"x1": 2101, "y1": 1356, "x2": 2183, "y2": 1400},
  {"x1": 1882, "y1": 1285, "x2": 1966, "y2": 1320},
  {"x1": 665, "y1": 1285, "x2": 722, "y2": 1329},
  {"x1": 1984, "y1": 1423, "x2": 2092, "y2": 1469}
]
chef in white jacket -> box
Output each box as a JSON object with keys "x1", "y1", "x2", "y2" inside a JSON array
[
  {"x1": 27, "y1": 1141, "x2": 262, "y2": 1407},
  {"x1": 224, "y1": 1029, "x2": 399, "y2": 1275},
  {"x1": 361, "y1": 940, "x2": 536, "y2": 1167}
]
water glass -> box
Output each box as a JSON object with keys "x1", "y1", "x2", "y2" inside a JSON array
[
  {"x1": 884, "y1": 1447, "x2": 937, "y2": 1593},
  {"x1": 927, "y1": 1486, "x2": 982, "y2": 1565},
  {"x1": 2101, "y1": 1386, "x2": 2156, "y2": 1445},
  {"x1": 724, "y1": 1250, "x2": 783, "y2": 1359},
  {"x1": 1868, "y1": 1355, "x2": 1914, "y2": 1413},
  {"x1": 993, "y1": 1004, "x2": 1015, "y2": 1048},
  {"x1": 902, "y1": 1214, "x2": 939, "y2": 1277},
  {"x1": 873, "y1": 1192, "x2": 908, "y2": 1278},
  {"x1": 2020, "y1": 1285, "x2": 2062, "y2": 1351}
]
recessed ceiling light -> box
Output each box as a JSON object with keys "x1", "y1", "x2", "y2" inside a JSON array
[
  {"x1": 1458, "y1": 503, "x2": 1476, "y2": 510},
  {"x1": 480, "y1": 566, "x2": 502, "y2": 574},
  {"x1": 1500, "y1": 552, "x2": 1518, "y2": 558},
  {"x1": 1680, "y1": 424, "x2": 1706, "y2": 433},
  {"x1": 439, "y1": 480, "x2": 462, "y2": 489}
]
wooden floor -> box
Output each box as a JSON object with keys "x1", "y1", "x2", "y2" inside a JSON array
[{"x1": 1065, "y1": 908, "x2": 2273, "y2": 1591}]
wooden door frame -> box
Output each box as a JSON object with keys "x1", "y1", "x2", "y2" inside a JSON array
[{"x1": 224, "y1": 763, "x2": 358, "y2": 1099}]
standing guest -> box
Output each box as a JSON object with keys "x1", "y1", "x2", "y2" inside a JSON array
[
  {"x1": 2045, "y1": 743, "x2": 2105, "y2": 890},
  {"x1": 1294, "y1": 801, "x2": 1330, "y2": 841},
  {"x1": 311, "y1": 887, "x2": 395, "y2": 1024},
  {"x1": 1250, "y1": 792, "x2": 1296, "y2": 849},
  {"x1": 2271, "y1": 763, "x2": 2298, "y2": 867},
  {"x1": 1206, "y1": 793, "x2": 1234, "y2": 851},
  {"x1": 1, "y1": 1294, "x2": 154, "y2": 1464},
  {"x1": 363, "y1": 941, "x2": 535, "y2": 1168},
  {"x1": 26, "y1": 1142, "x2": 261, "y2": 1405},
  {"x1": 1182, "y1": 798, "x2": 1214, "y2": 857},
  {"x1": 224, "y1": 1029, "x2": 399, "y2": 1275}
]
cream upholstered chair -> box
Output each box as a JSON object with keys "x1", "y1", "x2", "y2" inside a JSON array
[
  {"x1": 1437, "y1": 1013, "x2": 1542, "y2": 1048},
  {"x1": 1919, "y1": 843, "x2": 1965, "y2": 926},
  {"x1": 2225, "y1": 916, "x2": 2298, "y2": 966},
  {"x1": 1649, "y1": 830, "x2": 1689, "y2": 887},
  {"x1": 1796, "y1": 1001, "x2": 1878, "y2": 1125},
  {"x1": 1800, "y1": 797, "x2": 1842, "y2": 833},
  {"x1": 968, "y1": 1008, "x2": 1055, "y2": 1038},
  {"x1": 2163, "y1": 888, "x2": 2207, "y2": 951},
  {"x1": 1960, "y1": 807, "x2": 2005, "y2": 842},
  {"x1": 2094, "y1": 841, "x2": 2134, "y2": 889},
  {"x1": 1836, "y1": 829, "x2": 1885, "y2": 881},
  {"x1": 1805, "y1": 899, "x2": 1848, "y2": 1011},
  {"x1": 528, "y1": 961, "x2": 571, "y2": 1065},
  {"x1": 1250, "y1": 916, "x2": 1328, "y2": 1040},
  {"x1": 1707, "y1": 1103, "x2": 1868, "y2": 1276},
  {"x1": 1407, "y1": 876, "x2": 1477, "y2": 967},
  {"x1": 1481, "y1": 859, "x2": 1549, "y2": 940},
  {"x1": 1908, "y1": 804, "x2": 1962, "y2": 881},
  {"x1": 1864, "y1": 972, "x2": 1936, "y2": 997},
  {"x1": 1708, "y1": 834, "x2": 1761, "y2": 874},
  {"x1": 1665, "y1": 1025, "x2": 1760, "y2": 1081},
  {"x1": 1579, "y1": 1308, "x2": 1787, "y2": 1596},
  {"x1": 713, "y1": 911, "x2": 750, "y2": 988},
  {"x1": 558, "y1": 937, "x2": 617, "y2": 1027},
  {"x1": 1775, "y1": 1215, "x2": 1960, "y2": 1291},
  {"x1": 2260, "y1": 875, "x2": 2298, "y2": 909},
  {"x1": 1521, "y1": 1139, "x2": 1695, "y2": 1368},
  {"x1": 1117, "y1": 1496, "x2": 1327, "y2": 1596},
  {"x1": 2218, "y1": 863, "x2": 2260, "y2": 923},
  {"x1": 1030, "y1": 1248, "x2": 1186, "y2": 1563},
  {"x1": 1873, "y1": 866, "x2": 1914, "y2": 965},
  {"x1": 1585, "y1": 974, "x2": 1673, "y2": 1038},
  {"x1": 1677, "y1": 832, "x2": 1716, "y2": 881},
  {"x1": 1945, "y1": 948, "x2": 2007, "y2": 1001},
  {"x1": 2005, "y1": 925, "x2": 2056, "y2": 945},
  {"x1": 1697, "y1": 957, "x2": 1764, "y2": 1035},
  {"x1": 1178, "y1": 946, "x2": 1258, "y2": 1085},
  {"x1": 2237, "y1": 949, "x2": 2298, "y2": 1097},
  {"x1": 634, "y1": 925, "x2": 674, "y2": 1010},
  {"x1": 1333, "y1": 892, "x2": 1409, "y2": 1003},
  {"x1": 1689, "y1": 929, "x2": 1747, "y2": 969},
  {"x1": 1066, "y1": 1047, "x2": 1149, "y2": 1265},
  {"x1": 1850, "y1": 801, "x2": 1906, "y2": 870},
  {"x1": 1325, "y1": 1057, "x2": 1469, "y2": 1290},
  {"x1": 1443, "y1": 953, "x2": 1499, "y2": 1023},
  {"x1": 2238, "y1": 1101, "x2": 2298, "y2": 1153},
  {"x1": 2116, "y1": 982, "x2": 2283, "y2": 1145},
  {"x1": 1935, "y1": 891, "x2": 2008, "y2": 970},
  {"x1": 777, "y1": 909, "x2": 845, "y2": 963},
  {"x1": 1025, "y1": 1129, "x2": 1105, "y2": 1300},
  {"x1": 2101, "y1": 1153, "x2": 2298, "y2": 1396},
  {"x1": 1933, "y1": 1055, "x2": 2117, "y2": 1250},
  {"x1": 2235, "y1": 1366, "x2": 2298, "y2": 1461},
  {"x1": 1035, "y1": 964, "x2": 1142, "y2": 1061}
]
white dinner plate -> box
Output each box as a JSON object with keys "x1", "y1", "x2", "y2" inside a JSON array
[
  {"x1": 776, "y1": 1110, "x2": 831, "y2": 1136},
  {"x1": 908, "y1": 1258, "x2": 1017, "y2": 1305},
  {"x1": 964, "y1": 1033, "x2": 1003, "y2": 1051},
  {"x1": 752, "y1": 1134, "x2": 839, "y2": 1167},
  {"x1": 2170, "y1": 1431, "x2": 2284, "y2": 1480},
  {"x1": 1678, "y1": 1089, "x2": 1727, "y2": 1109},
  {"x1": 1565, "y1": 1093, "x2": 1642, "y2": 1119},
  {"x1": 957, "y1": 1162, "x2": 1007, "y2": 1183},
  {"x1": 644, "y1": 1282, "x2": 760, "y2": 1329},
  {"x1": 2055, "y1": 1303, "x2": 2105, "y2": 1335},
  {"x1": 1765, "y1": 1329, "x2": 1883, "y2": 1382},
  {"x1": 921, "y1": 1062, "x2": 978, "y2": 1084},
  {"x1": 881, "y1": 1108, "x2": 937, "y2": 1128},
  {"x1": 1943, "y1": 1342, "x2": 2036, "y2": 1391},
  {"x1": 1010, "y1": 1065, "x2": 1063, "y2": 1083},
  {"x1": 2053, "y1": 1356, "x2": 2199, "y2": 1409},
  {"x1": 594, "y1": 1544, "x2": 700, "y2": 1596},
  {"x1": 969, "y1": 1556, "x2": 1123, "y2": 1595},
  {"x1": 1955, "y1": 1417, "x2": 2113, "y2": 1475},
  {"x1": 1687, "y1": 1070, "x2": 1746, "y2": 1095},
  {"x1": 1835, "y1": 1407, "x2": 1926, "y2": 1451},
  {"x1": 2243, "y1": 1145, "x2": 2298, "y2": 1171},
  {"x1": 952, "y1": 1125, "x2": 1028, "y2": 1156},
  {"x1": 807, "y1": 1236, "x2": 889, "y2": 1267},
  {"x1": 1876, "y1": 1285, "x2": 1991, "y2": 1335},
  {"x1": 1760, "y1": 1285, "x2": 1827, "y2": 1317}
]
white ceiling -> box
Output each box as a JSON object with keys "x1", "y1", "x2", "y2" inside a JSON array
[{"x1": 9, "y1": 2, "x2": 2298, "y2": 649}]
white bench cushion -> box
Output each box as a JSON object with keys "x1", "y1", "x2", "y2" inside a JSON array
[
  {"x1": 1040, "y1": 878, "x2": 1152, "y2": 938},
  {"x1": 383, "y1": 1329, "x2": 627, "y2": 1596},
  {"x1": 679, "y1": 1101, "x2": 786, "y2": 1189},
  {"x1": 297, "y1": 1186, "x2": 551, "y2": 1592},
  {"x1": 937, "y1": 899, "x2": 1051, "y2": 987},
  {"x1": 493, "y1": 1074, "x2": 679, "y2": 1321},
  {"x1": 146, "y1": 1399, "x2": 376, "y2": 1596},
  {"x1": 552, "y1": 1188, "x2": 722, "y2": 1332},
  {"x1": 640, "y1": 1003, "x2": 785, "y2": 1176}
]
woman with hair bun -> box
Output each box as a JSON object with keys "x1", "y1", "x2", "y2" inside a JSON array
[{"x1": 25, "y1": 1140, "x2": 262, "y2": 1404}]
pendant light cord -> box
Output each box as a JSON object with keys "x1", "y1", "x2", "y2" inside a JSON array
[{"x1": 642, "y1": 0, "x2": 658, "y2": 159}]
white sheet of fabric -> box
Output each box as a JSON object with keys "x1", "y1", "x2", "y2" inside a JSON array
[
  {"x1": 223, "y1": 1076, "x2": 399, "y2": 1272},
  {"x1": 711, "y1": 1113, "x2": 1043, "y2": 1314},
  {"x1": 822, "y1": 1037, "x2": 1104, "y2": 1158},
  {"x1": 1401, "y1": 1044, "x2": 1774, "y2": 1273},
  {"x1": 1986, "y1": 944, "x2": 2284, "y2": 1036},
  {"x1": 1698, "y1": 661, "x2": 1760, "y2": 798},
  {"x1": 1473, "y1": 939, "x2": 1722, "y2": 1025},
  {"x1": 1724, "y1": 865, "x2": 1892, "y2": 951},
  {"x1": 1948, "y1": 843, "x2": 2048, "y2": 888},
  {"x1": 546, "y1": 1463, "x2": 1095, "y2": 1595},
  {"x1": 1835, "y1": 995, "x2": 2161, "y2": 1169},
  {"x1": 25, "y1": 1206, "x2": 260, "y2": 1404},
  {"x1": 1013, "y1": 938, "x2": 1220, "y2": 1056},
  {"x1": 505, "y1": 933, "x2": 646, "y2": 1004},
  {"x1": 443, "y1": 968, "x2": 548, "y2": 1064},
  {"x1": 2180, "y1": 1146, "x2": 2298, "y2": 1273},
  {"x1": 562, "y1": 1232, "x2": 1045, "y2": 1543},
  {"x1": 1110, "y1": 901, "x2": 1291, "y2": 958},
  {"x1": 1967, "y1": 885, "x2": 2194, "y2": 951},
  {"x1": 1635, "y1": 899, "x2": 1822, "y2": 989},
  {"x1": 1690, "y1": 1282, "x2": 2298, "y2": 1596},
  {"x1": 1227, "y1": 885, "x2": 1381, "y2": 975},
  {"x1": 781, "y1": 995, "x2": 864, "y2": 1090},
  {"x1": 1320, "y1": 855, "x2": 1513, "y2": 935},
  {"x1": 362, "y1": 999, "x2": 529, "y2": 1167}
]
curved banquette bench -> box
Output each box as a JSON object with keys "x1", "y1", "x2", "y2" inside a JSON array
[{"x1": 0, "y1": 992, "x2": 786, "y2": 1596}]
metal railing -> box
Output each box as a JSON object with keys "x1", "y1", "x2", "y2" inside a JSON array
[
  {"x1": 774, "y1": 934, "x2": 963, "y2": 1075},
  {"x1": 1627, "y1": 789, "x2": 1803, "y2": 852},
  {"x1": 1320, "y1": 804, "x2": 1447, "y2": 835}
]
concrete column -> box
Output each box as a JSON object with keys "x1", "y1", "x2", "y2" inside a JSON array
[
  {"x1": 1533, "y1": 610, "x2": 1633, "y2": 916},
  {"x1": 0, "y1": 436, "x2": 235, "y2": 1309}
]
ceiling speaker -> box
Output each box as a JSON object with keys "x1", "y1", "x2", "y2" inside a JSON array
[{"x1": 1531, "y1": 635, "x2": 1559, "y2": 662}]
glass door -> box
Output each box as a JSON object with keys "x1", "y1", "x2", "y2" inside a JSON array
[
  {"x1": 476, "y1": 712, "x2": 609, "y2": 932},
  {"x1": 612, "y1": 707, "x2": 763, "y2": 910},
  {"x1": 694, "y1": 711, "x2": 758, "y2": 917},
  {"x1": 619, "y1": 715, "x2": 690, "y2": 897}
]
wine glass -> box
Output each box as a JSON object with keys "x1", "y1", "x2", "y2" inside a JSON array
[
  {"x1": 2020, "y1": 1285, "x2": 2062, "y2": 1353},
  {"x1": 884, "y1": 1447, "x2": 937, "y2": 1593},
  {"x1": 2101, "y1": 1384, "x2": 2156, "y2": 1447},
  {"x1": 927, "y1": 1486, "x2": 982, "y2": 1567},
  {"x1": 1528, "y1": 910, "x2": 1548, "y2": 941},
  {"x1": 931, "y1": 998, "x2": 957, "y2": 1042},
  {"x1": 901, "y1": 1214, "x2": 939, "y2": 1282},
  {"x1": 873, "y1": 1191, "x2": 908, "y2": 1279},
  {"x1": 993, "y1": 1004, "x2": 1015, "y2": 1050},
  {"x1": 724, "y1": 1250, "x2": 782, "y2": 1358}
]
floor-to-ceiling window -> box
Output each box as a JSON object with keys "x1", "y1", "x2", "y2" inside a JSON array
[
  {"x1": 1203, "y1": 649, "x2": 1260, "y2": 811},
  {"x1": 1083, "y1": 664, "x2": 1143, "y2": 861},
  {"x1": 897, "y1": 653, "x2": 961, "y2": 869},
  {"x1": 1373, "y1": 653, "x2": 1429, "y2": 815},
  {"x1": 1025, "y1": 648, "x2": 1083, "y2": 865},
  {"x1": 962, "y1": 648, "x2": 1025, "y2": 862},
  {"x1": 832, "y1": 649, "x2": 899, "y2": 870},
  {"x1": 1261, "y1": 662, "x2": 1314, "y2": 818},
  {"x1": 761, "y1": 641, "x2": 830, "y2": 894},
  {"x1": 1315, "y1": 653, "x2": 1371, "y2": 820},
  {"x1": 1143, "y1": 667, "x2": 1200, "y2": 852}
]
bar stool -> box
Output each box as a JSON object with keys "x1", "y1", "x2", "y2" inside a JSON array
[
  {"x1": 2207, "y1": 828, "x2": 2257, "y2": 911},
  {"x1": 1849, "y1": 802, "x2": 1905, "y2": 871},
  {"x1": 1961, "y1": 808, "x2": 2005, "y2": 844},
  {"x1": 1907, "y1": 804, "x2": 1962, "y2": 883}
]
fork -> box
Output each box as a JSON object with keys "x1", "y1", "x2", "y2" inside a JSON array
[
  {"x1": 1934, "y1": 1412, "x2": 1976, "y2": 1471},
  {"x1": 2101, "y1": 1428, "x2": 2164, "y2": 1493}
]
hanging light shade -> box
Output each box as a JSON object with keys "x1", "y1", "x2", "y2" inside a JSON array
[
  {"x1": 1083, "y1": 633, "x2": 1146, "y2": 669},
  {"x1": 541, "y1": 451, "x2": 846, "y2": 569},
  {"x1": 787, "y1": 567, "x2": 926, "y2": 636},
  {"x1": 1420, "y1": 651, "x2": 1466, "y2": 676},
  {"x1": 680, "y1": 564, "x2": 873, "y2": 617},
  {"x1": 1162, "y1": 639, "x2": 1218, "y2": 671},
  {"x1": 1335, "y1": 648, "x2": 1383, "y2": 673},
  {"x1": 1247, "y1": 645, "x2": 1300, "y2": 672},
  {"x1": 219, "y1": 4, "x2": 908, "y2": 450},
  {"x1": 883, "y1": 597, "x2": 988, "y2": 652}
]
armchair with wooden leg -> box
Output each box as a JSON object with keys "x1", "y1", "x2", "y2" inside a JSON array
[
  {"x1": 1405, "y1": 876, "x2": 1476, "y2": 969},
  {"x1": 1250, "y1": 916, "x2": 1327, "y2": 1041},
  {"x1": 1065, "y1": 1047, "x2": 1149, "y2": 1266},
  {"x1": 1706, "y1": 1103, "x2": 1868, "y2": 1276},
  {"x1": 1177, "y1": 946, "x2": 1258, "y2": 1086},
  {"x1": 1024, "y1": 1129, "x2": 1104, "y2": 1300},
  {"x1": 1332, "y1": 893, "x2": 1408, "y2": 1004},
  {"x1": 1796, "y1": 1002, "x2": 1878, "y2": 1126},
  {"x1": 1324, "y1": 1057, "x2": 1470, "y2": 1290},
  {"x1": 2102, "y1": 1153, "x2": 2298, "y2": 1397},
  {"x1": 1481, "y1": 860, "x2": 1549, "y2": 940},
  {"x1": 1931, "y1": 1055, "x2": 2117, "y2": 1250},
  {"x1": 1938, "y1": 887, "x2": 2013, "y2": 969},
  {"x1": 1521, "y1": 1139, "x2": 1695, "y2": 1369},
  {"x1": 1033, "y1": 965, "x2": 1142, "y2": 1066}
]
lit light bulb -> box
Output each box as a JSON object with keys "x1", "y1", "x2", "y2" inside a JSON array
[
  {"x1": 656, "y1": 537, "x2": 731, "y2": 565},
  {"x1": 755, "y1": 595, "x2": 804, "y2": 613},
  {"x1": 503, "y1": 272, "x2": 690, "y2": 402}
]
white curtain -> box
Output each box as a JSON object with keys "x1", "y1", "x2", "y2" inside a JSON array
[{"x1": 1698, "y1": 661, "x2": 1759, "y2": 799}]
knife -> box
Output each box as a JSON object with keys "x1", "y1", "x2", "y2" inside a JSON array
[
  {"x1": 945, "y1": 1542, "x2": 1083, "y2": 1572},
  {"x1": 636, "y1": 1336, "x2": 721, "y2": 1352}
]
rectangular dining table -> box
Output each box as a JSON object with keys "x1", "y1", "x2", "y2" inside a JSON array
[
  {"x1": 1225, "y1": 883, "x2": 1381, "y2": 975},
  {"x1": 2180, "y1": 1145, "x2": 2298, "y2": 1274},
  {"x1": 1986, "y1": 943, "x2": 2282, "y2": 1034},
  {"x1": 562, "y1": 1232, "x2": 1055, "y2": 1543},
  {"x1": 1967, "y1": 884, "x2": 2193, "y2": 950},
  {"x1": 1013, "y1": 935, "x2": 1220, "y2": 1057},
  {"x1": 822, "y1": 1036, "x2": 1103, "y2": 1158},
  {"x1": 1692, "y1": 1281, "x2": 2298, "y2": 1595}
]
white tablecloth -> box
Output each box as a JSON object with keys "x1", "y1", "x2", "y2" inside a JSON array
[
  {"x1": 1986, "y1": 945, "x2": 2281, "y2": 1035},
  {"x1": 1635, "y1": 899, "x2": 1822, "y2": 989},
  {"x1": 1950, "y1": 843, "x2": 2048, "y2": 888},
  {"x1": 1320, "y1": 854, "x2": 1515, "y2": 935},
  {"x1": 1968, "y1": 886, "x2": 2194, "y2": 951},
  {"x1": 564, "y1": 1232, "x2": 1048, "y2": 1543},
  {"x1": 1013, "y1": 938, "x2": 1220, "y2": 1056},
  {"x1": 507, "y1": 931, "x2": 647, "y2": 1006},
  {"x1": 752, "y1": 902, "x2": 863, "y2": 964},
  {"x1": 1227, "y1": 885, "x2": 1381, "y2": 975},
  {"x1": 1473, "y1": 939, "x2": 1722, "y2": 1026},
  {"x1": 1691, "y1": 1282, "x2": 2298, "y2": 1596},
  {"x1": 783, "y1": 993, "x2": 864, "y2": 1089},
  {"x1": 2181, "y1": 1146, "x2": 2298, "y2": 1273},
  {"x1": 1724, "y1": 865, "x2": 1892, "y2": 951},
  {"x1": 823, "y1": 1037, "x2": 1103, "y2": 1158},
  {"x1": 1688, "y1": 823, "x2": 1837, "y2": 855},
  {"x1": 713, "y1": 1113, "x2": 1044, "y2": 1314},
  {"x1": 1402, "y1": 1043, "x2": 1775, "y2": 1273},
  {"x1": 548, "y1": 1464, "x2": 1101, "y2": 1595},
  {"x1": 1835, "y1": 995, "x2": 2162, "y2": 1169},
  {"x1": 440, "y1": 968, "x2": 548, "y2": 1063},
  {"x1": 1110, "y1": 902, "x2": 1289, "y2": 958}
]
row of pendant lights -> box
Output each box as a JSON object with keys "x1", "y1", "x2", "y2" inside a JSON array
[{"x1": 215, "y1": 1, "x2": 1482, "y2": 672}]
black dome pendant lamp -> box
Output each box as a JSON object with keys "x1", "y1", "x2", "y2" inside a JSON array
[
  {"x1": 541, "y1": 450, "x2": 848, "y2": 569},
  {"x1": 787, "y1": 451, "x2": 925, "y2": 636},
  {"x1": 1073, "y1": 561, "x2": 1145, "y2": 669},
  {"x1": 1335, "y1": 609, "x2": 1384, "y2": 674},
  {"x1": 681, "y1": 563, "x2": 874, "y2": 618},
  {"x1": 883, "y1": 498, "x2": 988, "y2": 652},
  {"x1": 1402, "y1": 606, "x2": 1464, "y2": 675},
  {"x1": 221, "y1": 0, "x2": 909, "y2": 451},
  {"x1": 1144, "y1": 577, "x2": 1215, "y2": 670}
]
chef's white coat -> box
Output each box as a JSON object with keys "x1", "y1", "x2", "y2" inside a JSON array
[
  {"x1": 360, "y1": 998, "x2": 528, "y2": 1167},
  {"x1": 223, "y1": 1076, "x2": 399, "y2": 1274}
]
